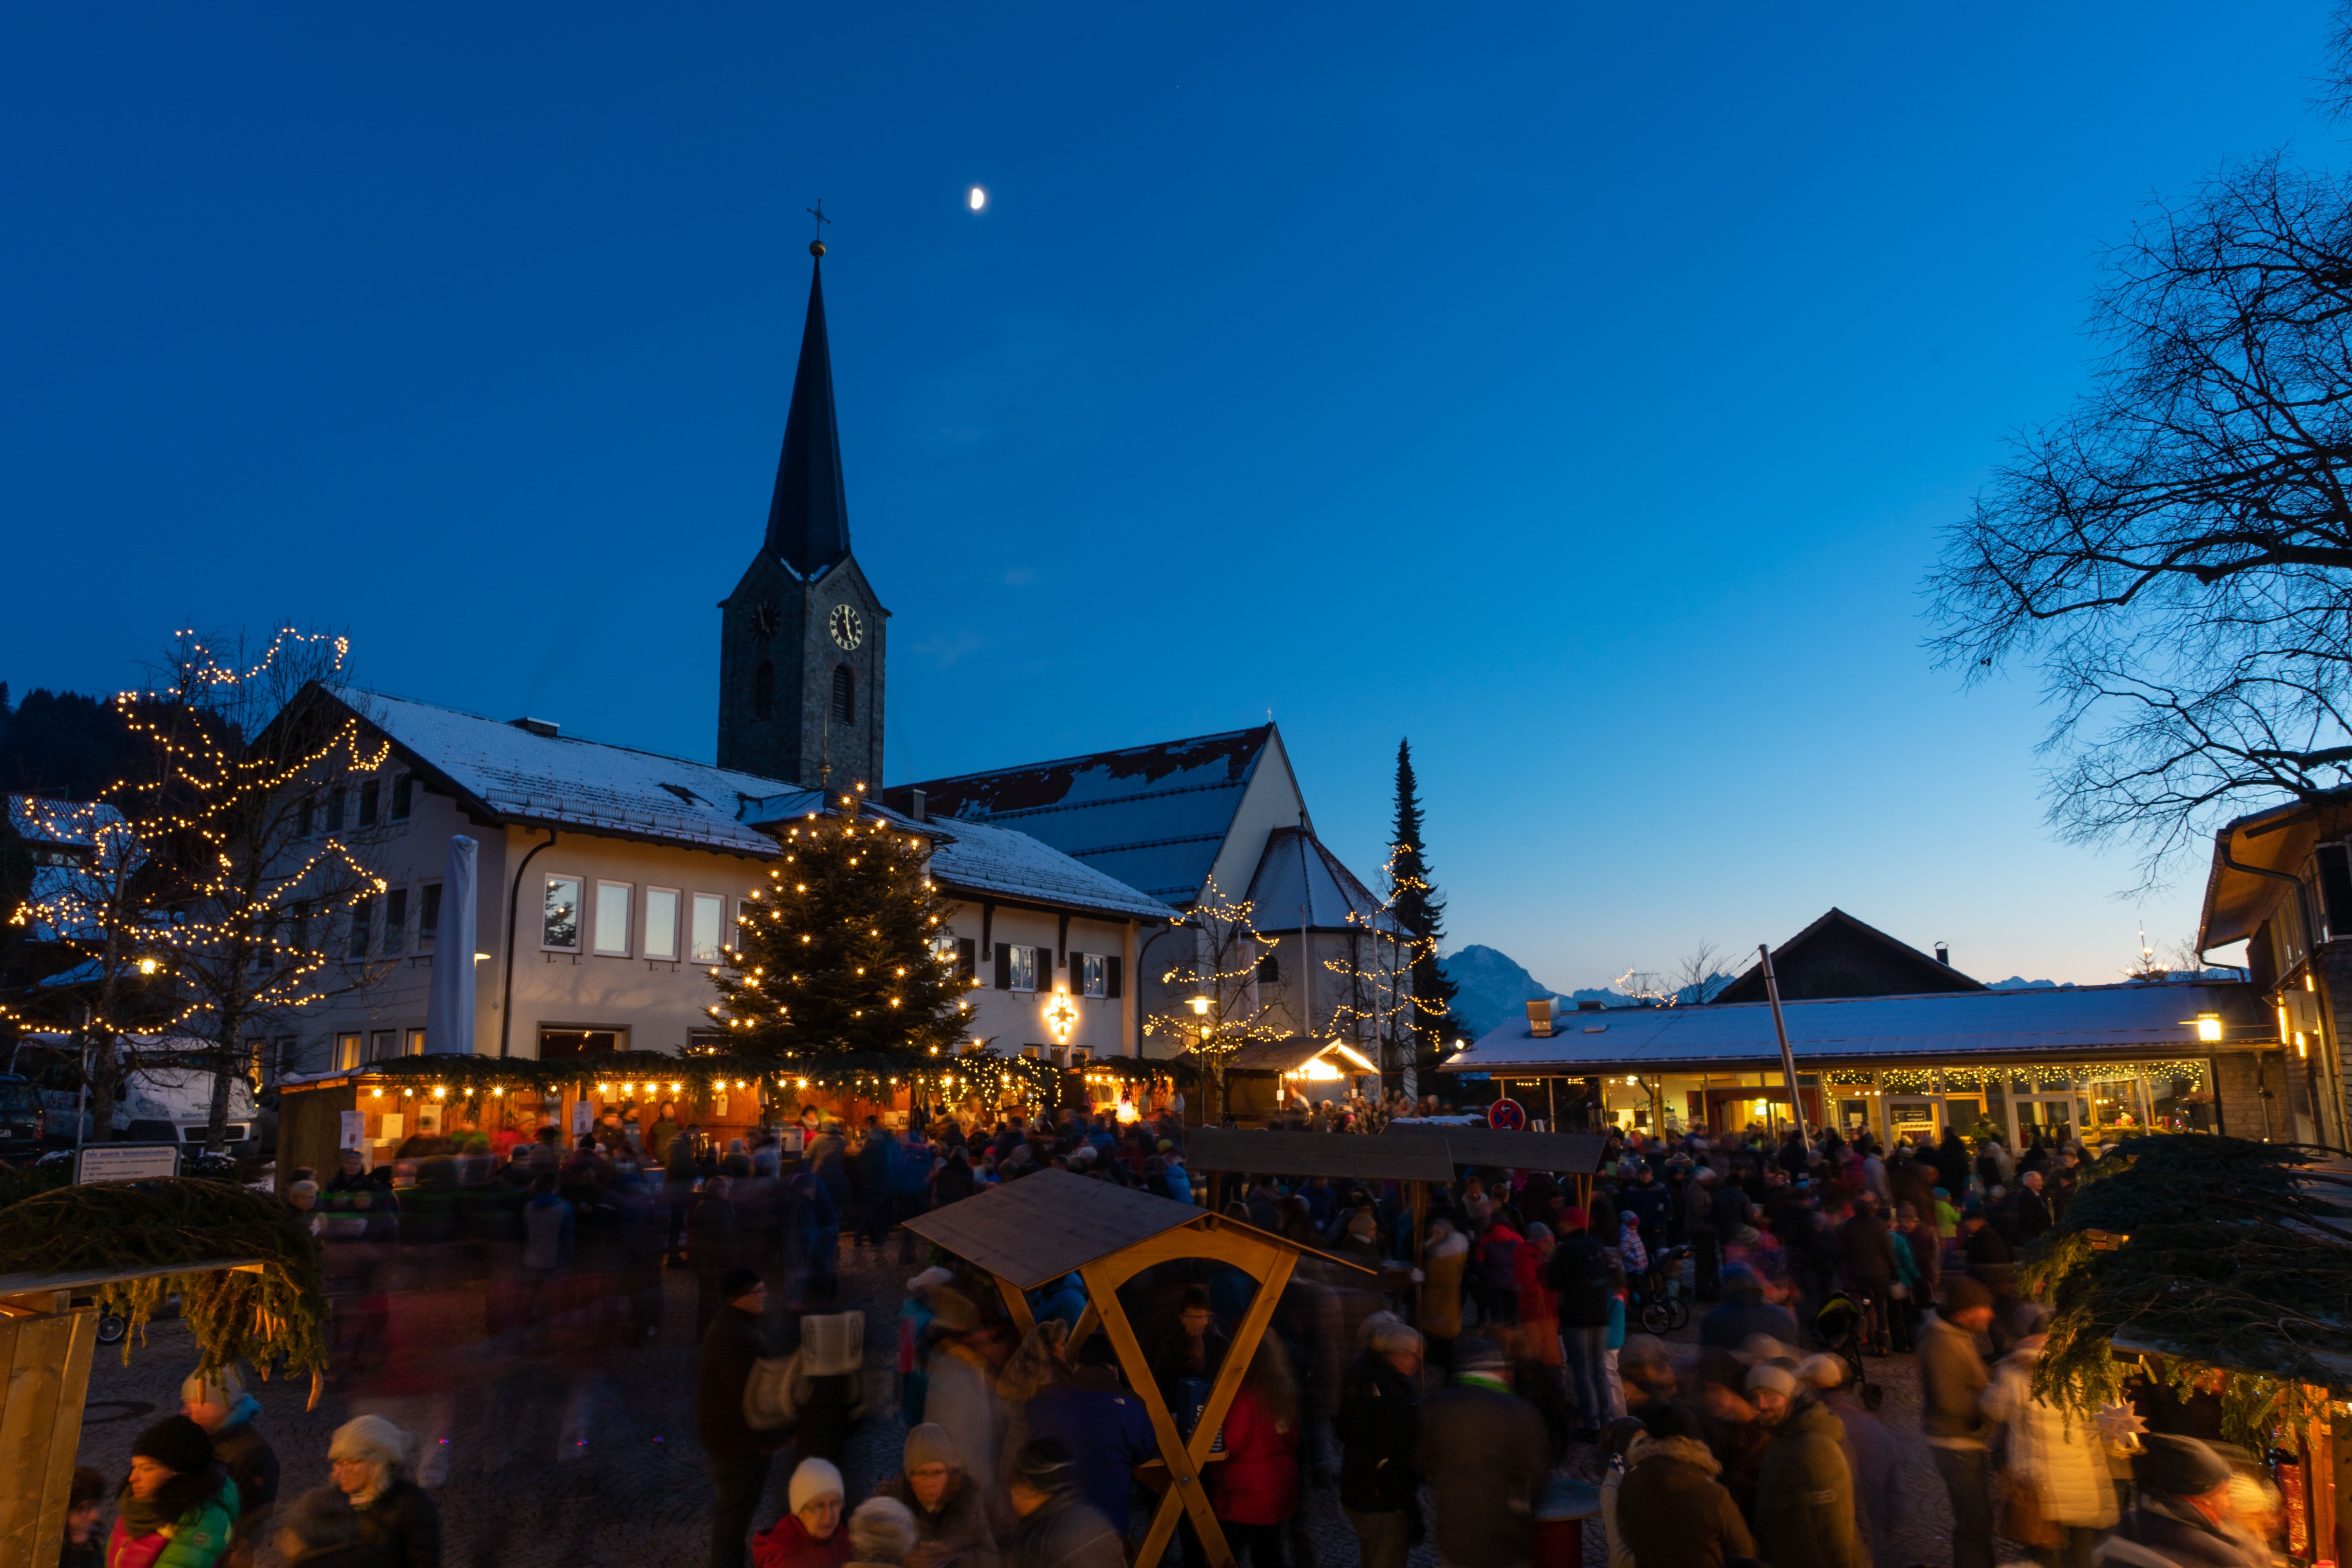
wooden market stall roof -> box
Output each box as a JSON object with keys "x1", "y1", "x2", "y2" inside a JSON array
[
  {"x1": 903, "y1": 1168, "x2": 1213, "y2": 1289},
  {"x1": 1182, "y1": 1127, "x2": 1456, "y2": 1182},
  {"x1": 1381, "y1": 1123, "x2": 1609, "y2": 1173}
]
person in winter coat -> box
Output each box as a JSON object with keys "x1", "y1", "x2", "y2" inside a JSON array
[
  {"x1": 1548, "y1": 1225, "x2": 1619, "y2": 1436},
  {"x1": 1982, "y1": 1328, "x2": 2118, "y2": 1568},
  {"x1": 1474, "y1": 1215, "x2": 1524, "y2": 1326},
  {"x1": 1004, "y1": 1439, "x2": 1127, "y2": 1568},
  {"x1": 2096, "y1": 1436, "x2": 2266, "y2": 1568},
  {"x1": 1840, "y1": 1198, "x2": 1897, "y2": 1350},
  {"x1": 1800, "y1": 1356, "x2": 1908, "y2": 1568},
  {"x1": 689, "y1": 1177, "x2": 743, "y2": 1339},
  {"x1": 327, "y1": 1417, "x2": 440, "y2": 1568},
  {"x1": 1748, "y1": 1367, "x2": 1869, "y2": 1568},
  {"x1": 1613, "y1": 1402, "x2": 1757, "y2": 1568},
  {"x1": 752, "y1": 1460, "x2": 853, "y2": 1568},
  {"x1": 1336, "y1": 1320, "x2": 1421, "y2": 1568},
  {"x1": 700, "y1": 1271, "x2": 787, "y2": 1568},
  {"x1": 1414, "y1": 1339, "x2": 1548, "y2": 1568},
  {"x1": 924, "y1": 1291, "x2": 1011, "y2": 1502},
  {"x1": 1205, "y1": 1339, "x2": 1301, "y2": 1568},
  {"x1": 181, "y1": 1367, "x2": 278, "y2": 1568},
  {"x1": 1921, "y1": 1281, "x2": 1998, "y2": 1568},
  {"x1": 1420, "y1": 1219, "x2": 1469, "y2": 1371},
  {"x1": 271, "y1": 1488, "x2": 396, "y2": 1568},
  {"x1": 1697, "y1": 1264, "x2": 1797, "y2": 1353},
  {"x1": 109, "y1": 1417, "x2": 238, "y2": 1568},
  {"x1": 875, "y1": 1425, "x2": 1000, "y2": 1568}
]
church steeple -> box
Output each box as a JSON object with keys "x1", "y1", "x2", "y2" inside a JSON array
[{"x1": 765, "y1": 242, "x2": 850, "y2": 577}]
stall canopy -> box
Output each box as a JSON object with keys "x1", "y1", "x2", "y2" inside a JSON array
[
  {"x1": 904, "y1": 1169, "x2": 1368, "y2": 1568},
  {"x1": 1182, "y1": 1127, "x2": 1455, "y2": 1182}
]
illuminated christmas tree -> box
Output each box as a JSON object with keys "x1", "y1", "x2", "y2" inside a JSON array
[{"x1": 710, "y1": 806, "x2": 972, "y2": 1069}]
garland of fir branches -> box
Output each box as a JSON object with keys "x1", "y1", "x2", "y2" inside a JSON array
[
  {"x1": 0, "y1": 1176, "x2": 329, "y2": 1402},
  {"x1": 2024, "y1": 1133, "x2": 2352, "y2": 1443}
]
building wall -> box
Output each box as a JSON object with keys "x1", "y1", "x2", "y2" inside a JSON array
[
  {"x1": 2210, "y1": 1048, "x2": 2291, "y2": 1140},
  {"x1": 941, "y1": 898, "x2": 1137, "y2": 1059}
]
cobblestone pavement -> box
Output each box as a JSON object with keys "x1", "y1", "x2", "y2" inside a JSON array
[{"x1": 76, "y1": 1249, "x2": 1962, "y2": 1568}]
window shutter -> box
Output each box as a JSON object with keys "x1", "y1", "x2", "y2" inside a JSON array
[
  {"x1": 1107, "y1": 956, "x2": 1122, "y2": 999},
  {"x1": 1067, "y1": 949, "x2": 1082, "y2": 987},
  {"x1": 995, "y1": 946, "x2": 1012, "y2": 990},
  {"x1": 958, "y1": 938, "x2": 977, "y2": 980}
]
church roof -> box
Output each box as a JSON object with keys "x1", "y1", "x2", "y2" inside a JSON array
[
  {"x1": 1244, "y1": 826, "x2": 1403, "y2": 936},
  {"x1": 886, "y1": 726, "x2": 1273, "y2": 907},
  {"x1": 765, "y1": 255, "x2": 851, "y2": 578}
]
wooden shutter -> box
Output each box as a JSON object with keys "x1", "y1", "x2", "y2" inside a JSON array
[
  {"x1": 957, "y1": 938, "x2": 977, "y2": 980},
  {"x1": 1106, "y1": 956, "x2": 1122, "y2": 998},
  {"x1": 1067, "y1": 950, "x2": 1083, "y2": 992},
  {"x1": 995, "y1": 945, "x2": 1012, "y2": 990}
]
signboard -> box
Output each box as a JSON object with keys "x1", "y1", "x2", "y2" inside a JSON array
[
  {"x1": 571, "y1": 1100, "x2": 592, "y2": 1136},
  {"x1": 1487, "y1": 1097, "x2": 1526, "y2": 1132},
  {"x1": 339, "y1": 1111, "x2": 365, "y2": 1151},
  {"x1": 76, "y1": 1144, "x2": 180, "y2": 1185}
]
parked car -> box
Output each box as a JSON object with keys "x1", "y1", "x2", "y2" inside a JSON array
[{"x1": 0, "y1": 1074, "x2": 46, "y2": 1158}]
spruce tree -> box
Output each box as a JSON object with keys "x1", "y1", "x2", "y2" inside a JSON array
[
  {"x1": 711, "y1": 810, "x2": 972, "y2": 1068},
  {"x1": 1390, "y1": 739, "x2": 1458, "y2": 1070}
]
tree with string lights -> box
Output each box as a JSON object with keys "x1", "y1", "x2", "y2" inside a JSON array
[
  {"x1": 1145, "y1": 875, "x2": 1287, "y2": 1123},
  {"x1": 710, "y1": 806, "x2": 972, "y2": 1069},
  {"x1": 1324, "y1": 840, "x2": 1435, "y2": 1095},
  {"x1": 1388, "y1": 740, "x2": 1455, "y2": 1076},
  {"x1": 7, "y1": 629, "x2": 391, "y2": 1149}
]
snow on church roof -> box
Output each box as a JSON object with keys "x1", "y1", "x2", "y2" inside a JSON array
[
  {"x1": 337, "y1": 688, "x2": 1175, "y2": 920},
  {"x1": 887, "y1": 726, "x2": 1270, "y2": 906},
  {"x1": 1245, "y1": 826, "x2": 1403, "y2": 936}
]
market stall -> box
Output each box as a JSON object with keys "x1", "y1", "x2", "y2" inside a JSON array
[{"x1": 903, "y1": 1168, "x2": 1369, "y2": 1568}]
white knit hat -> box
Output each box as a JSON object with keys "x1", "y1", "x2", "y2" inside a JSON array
[{"x1": 789, "y1": 1457, "x2": 845, "y2": 1514}]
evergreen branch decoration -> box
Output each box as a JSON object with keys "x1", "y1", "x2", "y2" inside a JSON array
[
  {"x1": 0, "y1": 1177, "x2": 330, "y2": 1399},
  {"x1": 2026, "y1": 1133, "x2": 2352, "y2": 1443}
]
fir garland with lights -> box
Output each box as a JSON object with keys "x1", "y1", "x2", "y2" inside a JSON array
[{"x1": 708, "y1": 809, "x2": 971, "y2": 1070}]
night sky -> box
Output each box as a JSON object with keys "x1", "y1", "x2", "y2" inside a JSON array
[{"x1": 2, "y1": 3, "x2": 2334, "y2": 988}]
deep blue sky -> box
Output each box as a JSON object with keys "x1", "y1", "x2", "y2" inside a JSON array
[{"x1": 3, "y1": 4, "x2": 2336, "y2": 991}]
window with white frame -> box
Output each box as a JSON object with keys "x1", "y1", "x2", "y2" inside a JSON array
[
  {"x1": 1081, "y1": 952, "x2": 1107, "y2": 999},
  {"x1": 690, "y1": 893, "x2": 725, "y2": 964},
  {"x1": 335, "y1": 1033, "x2": 362, "y2": 1071},
  {"x1": 543, "y1": 875, "x2": 583, "y2": 951},
  {"x1": 594, "y1": 881, "x2": 633, "y2": 956},
  {"x1": 417, "y1": 884, "x2": 440, "y2": 945},
  {"x1": 383, "y1": 887, "x2": 408, "y2": 956},
  {"x1": 644, "y1": 887, "x2": 679, "y2": 961},
  {"x1": 1001, "y1": 943, "x2": 1038, "y2": 993}
]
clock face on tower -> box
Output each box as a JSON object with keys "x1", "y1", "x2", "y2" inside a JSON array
[
  {"x1": 828, "y1": 603, "x2": 864, "y2": 650},
  {"x1": 749, "y1": 601, "x2": 779, "y2": 641}
]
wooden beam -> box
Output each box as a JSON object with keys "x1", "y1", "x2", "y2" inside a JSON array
[
  {"x1": 1079, "y1": 1260, "x2": 1234, "y2": 1568},
  {"x1": 994, "y1": 1275, "x2": 1036, "y2": 1339},
  {"x1": 1068, "y1": 1301, "x2": 1100, "y2": 1356}
]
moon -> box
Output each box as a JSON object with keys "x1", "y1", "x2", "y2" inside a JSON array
[{"x1": 968, "y1": 186, "x2": 987, "y2": 212}]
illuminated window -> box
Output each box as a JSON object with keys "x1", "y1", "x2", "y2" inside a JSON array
[
  {"x1": 335, "y1": 1033, "x2": 362, "y2": 1070},
  {"x1": 543, "y1": 875, "x2": 582, "y2": 951},
  {"x1": 1081, "y1": 952, "x2": 1108, "y2": 999},
  {"x1": 996, "y1": 944, "x2": 1039, "y2": 993}
]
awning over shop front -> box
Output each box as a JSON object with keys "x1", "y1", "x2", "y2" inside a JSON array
[{"x1": 1446, "y1": 981, "x2": 2268, "y2": 1075}]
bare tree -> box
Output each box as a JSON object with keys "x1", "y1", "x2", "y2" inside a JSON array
[
  {"x1": 1324, "y1": 842, "x2": 1430, "y2": 1093},
  {"x1": 1145, "y1": 875, "x2": 1286, "y2": 1123},
  {"x1": 1927, "y1": 149, "x2": 2352, "y2": 883}
]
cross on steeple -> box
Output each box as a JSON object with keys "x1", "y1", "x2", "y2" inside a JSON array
[{"x1": 807, "y1": 199, "x2": 830, "y2": 256}]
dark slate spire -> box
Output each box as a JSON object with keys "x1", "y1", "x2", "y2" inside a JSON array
[{"x1": 764, "y1": 244, "x2": 850, "y2": 576}]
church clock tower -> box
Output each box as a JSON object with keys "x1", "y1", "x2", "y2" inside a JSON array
[{"x1": 718, "y1": 241, "x2": 887, "y2": 791}]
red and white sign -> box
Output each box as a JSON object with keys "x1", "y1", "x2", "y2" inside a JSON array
[{"x1": 1488, "y1": 1097, "x2": 1525, "y2": 1131}]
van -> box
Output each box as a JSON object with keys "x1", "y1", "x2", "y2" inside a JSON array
[{"x1": 9, "y1": 1035, "x2": 258, "y2": 1149}]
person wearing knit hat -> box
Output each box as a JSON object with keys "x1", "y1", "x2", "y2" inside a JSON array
[
  {"x1": 1751, "y1": 1347, "x2": 1869, "y2": 1568},
  {"x1": 754, "y1": 1459, "x2": 851, "y2": 1568},
  {"x1": 1920, "y1": 1276, "x2": 1997, "y2": 1568},
  {"x1": 1003, "y1": 1439, "x2": 1125, "y2": 1568},
  {"x1": 181, "y1": 1363, "x2": 278, "y2": 1568},
  {"x1": 328, "y1": 1415, "x2": 441, "y2": 1568},
  {"x1": 877, "y1": 1425, "x2": 1000, "y2": 1568},
  {"x1": 2102, "y1": 1436, "x2": 2254, "y2": 1568},
  {"x1": 1745, "y1": 1361, "x2": 1798, "y2": 1419},
  {"x1": 111, "y1": 1417, "x2": 237, "y2": 1568}
]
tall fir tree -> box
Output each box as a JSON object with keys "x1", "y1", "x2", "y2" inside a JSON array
[
  {"x1": 710, "y1": 809, "x2": 972, "y2": 1067},
  {"x1": 1390, "y1": 739, "x2": 1457, "y2": 1070}
]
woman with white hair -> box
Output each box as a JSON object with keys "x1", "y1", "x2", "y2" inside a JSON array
[{"x1": 327, "y1": 1416, "x2": 442, "y2": 1568}]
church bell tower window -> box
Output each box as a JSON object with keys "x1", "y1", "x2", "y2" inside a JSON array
[
  {"x1": 831, "y1": 664, "x2": 855, "y2": 725},
  {"x1": 753, "y1": 661, "x2": 776, "y2": 720}
]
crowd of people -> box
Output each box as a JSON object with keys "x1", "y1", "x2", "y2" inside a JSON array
[{"x1": 60, "y1": 1092, "x2": 2290, "y2": 1568}]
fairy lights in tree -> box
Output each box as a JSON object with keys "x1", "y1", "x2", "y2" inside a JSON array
[
  {"x1": 6, "y1": 628, "x2": 391, "y2": 1148},
  {"x1": 1145, "y1": 874, "x2": 1287, "y2": 1122},
  {"x1": 1323, "y1": 839, "x2": 1436, "y2": 1090},
  {"x1": 708, "y1": 800, "x2": 969, "y2": 1069}
]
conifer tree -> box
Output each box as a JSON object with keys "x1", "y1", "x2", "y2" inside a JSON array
[
  {"x1": 1390, "y1": 739, "x2": 1457, "y2": 1070},
  {"x1": 711, "y1": 809, "x2": 972, "y2": 1067}
]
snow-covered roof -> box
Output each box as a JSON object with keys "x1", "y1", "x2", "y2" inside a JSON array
[
  {"x1": 335, "y1": 687, "x2": 793, "y2": 857},
  {"x1": 886, "y1": 727, "x2": 1270, "y2": 906},
  {"x1": 921, "y1": 814, "x2": 1178, "y2": 923},
  {"x1": 1245, "y1": 826, "x2": 1403, "y2": 936},
  {"x1": 1446, "y1": 981, "x2": 2269, "y2": 1072}
]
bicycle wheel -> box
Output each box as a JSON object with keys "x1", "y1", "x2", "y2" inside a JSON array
[
  {"x1": 1641, "y1": 1301, "x2": 1671, "y2": 1335},
  {"x1": 1666, "y1": 1298, "x2": 1691, "y2": 1332},
  {"x1": 96, "y1": 1313, "x2": 127, "y2": 1346}
]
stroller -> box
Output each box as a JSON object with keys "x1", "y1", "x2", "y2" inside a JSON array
[
  {"x1": 1632, "y1": 1241, "x2": 1693, "y2": 1334},
  {"x1": 1813, "y1": 1292, "x2": 1886, "y2": 1410}
]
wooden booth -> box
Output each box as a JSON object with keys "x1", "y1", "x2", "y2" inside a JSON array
[
  {"x1": 904, "y1": 1169, "x2": 1368, "y2": 1568},
  {"x1": 1381, "y1": 1123, "x2": 1610, "y2": 1207},
  {"x1": 1183, "y1": 1127, "x2": 1454, "y2": 1312}
]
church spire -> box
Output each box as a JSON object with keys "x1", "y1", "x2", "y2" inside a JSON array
[{"x1": 764, "y1": 239, "x2": 850, "y2": 577}]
